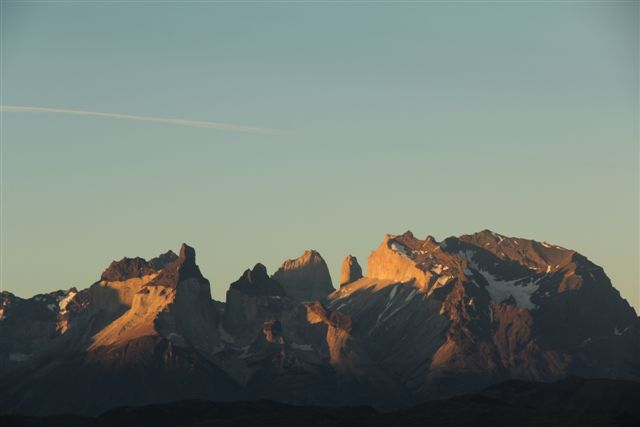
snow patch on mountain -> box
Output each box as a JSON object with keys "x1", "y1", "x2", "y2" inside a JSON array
[
  {"x1": 614, "y1": 327, "x2": 629, "y2": 336},
  {"x1": 9, "y1": 353, "x2": 30, "y2": 362},
  {"x1": 404, "y1": 288, "x2": 418, "y2": 303},
  {"x1": 389, "y1": 285, "x2": 399, "y2": 300},
  {"x1": 58, "y1": 290, "x2": 77, "y2": 313},
  {"x1": 390, "y1": 241, "x2": 410, "y2": 258},
  {"x1": 475, "y1": 269, "x2": 539, "y2": 309},
  {"x1": 462, "y1": 249, "x2": 539, "y2": 309},
  {"x1": 370, "y1": 284, "x2": 417, "y2": 332},
  {"x1": 291, "y1": 343, "x2": 313, "y2": 351}
]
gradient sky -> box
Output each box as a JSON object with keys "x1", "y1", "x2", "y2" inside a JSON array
[{"x1": 1, "y1": 1, "x2": 638, "y2": 309}]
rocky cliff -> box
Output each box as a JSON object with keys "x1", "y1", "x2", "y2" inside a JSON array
[
  {"x1": 340, "y1": 255, "x2": 363, "y2": 287},
  {"x1": 271, "y1": 250, "x2": 334, "y2": 302}
]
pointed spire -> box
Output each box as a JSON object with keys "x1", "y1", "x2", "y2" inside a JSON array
[{"x1": 340, "y1": 255, "x2": 363, "y2": 287}]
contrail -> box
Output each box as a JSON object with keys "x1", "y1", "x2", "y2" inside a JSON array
[{"x1": 0, "y1": 105, "x2": 294, "y2": 136}]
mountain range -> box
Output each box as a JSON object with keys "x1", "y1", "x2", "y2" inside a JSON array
[{"x1": 1, "y1": 230, "x2": 638, "y2": 416}]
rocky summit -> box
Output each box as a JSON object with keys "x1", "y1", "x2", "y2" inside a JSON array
[
  {"x1": 271, "y1": 250, "x2": 334, "y2": 302},
  {"x1": 0, "y1": 230, "x2": 638, "y2": 417},
  {"x1": 340, "y1": 255, "x2": 363, "y2": 287}
]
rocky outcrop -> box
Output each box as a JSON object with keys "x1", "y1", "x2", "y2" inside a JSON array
[
  {"x1": 89, "y1": 249, "x2": 180, "y2": 326},
  {"x1": 89, "y1": 243, "x2": 218, "y2": 352},
  {"x1": 228, "y1": 263, "x2": 286, "y2": 296},
  {"x1": 223, "y1": 264, "x2": 288, "y2": 342},
  {"x1": 145, "y1": 244, "x2": 207, "y2": 289},
  {"x1": 272, "y1": 250, "x2": 334, "y2": 302},
  {"x1": 366, "y1": 231, "x2": 455, "y2": 290},
  {"x1": 100, "y1": 251, "x2": 177, "y2": 282},
  {"x1": 340, "y1": 255, "x2": 363, "y2": 286},
  {"x1": 148, "y1": 250, "x2": 179, "y2": 270}
]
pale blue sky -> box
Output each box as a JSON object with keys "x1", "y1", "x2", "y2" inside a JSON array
[{"x1": 1, "y1": 1, "x2": 638, "y2": 309}]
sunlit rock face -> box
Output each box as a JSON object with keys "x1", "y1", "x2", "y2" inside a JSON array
[
  {"x1": 272, "y1": 250, "x2": 334, "y2": 302},
  {"x1": 367, "y1": 231, "x2": 443, "y2": 289},
  {"x1": 87, "y1": 250, "x2": 178, "y2": 325},
  {"x1": 89, "y1": 243, "x2": 219, "y2": 352},
  {"x1": 340, "y1": 255, "x2": 363, "y2": 287},
  {"x1": 330, "y1": 230, "x2": 640, "y2": 400},
  {"x1": 1, "y1": 233, "x2": 638, "y2": 416},
  {"x1": 0, "y1": 250, "x2": 185, "y2": 377},
  {"x1": 0, "y1": 244, "x2": 237, "y2": 416}
]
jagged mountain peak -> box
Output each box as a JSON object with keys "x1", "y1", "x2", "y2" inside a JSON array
[
  {"x1": 340, "y1": 255, "x2": 363, "y2": 287},
  {"x1": 278, "y1": 249, "x2": 325, "y2": 267},
  {"x1": 453, "y1": 231, "x2": 578, "y2": 275},
  {"x1": 100, "y1": 249, "x2": 179, "y2": 282},
  {"x1": 366, "y1": 230, "x2": 631, "y2": 310},
  {"x1": 230, "y1": 263, "x2": 285, "y2": 296},
  {"x1": 385, "y1": 231, "x2": 443, "y2": 254},
  {"x1": 145, "y1": 243, "x2": 208, "y2": 289},
  {"x1": 100, "y1": 257, "x2": 156, "y2": 282},
  {"x1": 272, "y1": 249, "x2": 334, "y2": 302},
  {"x1": 148, "y1": 250, "x2": 178, "y2": 269},
  {"x1": 475, "y1": 228, "x2": 502, "y2": 237},
  {"x1": 387, "y1": 230, "x2": 436, "y2": 244},
  {"x1": 368, "y1": 231, "x2": 457, "y2": 289},
  {"x1": 377, "y1": 229, "x2": 580, "y2": 273},
  {"x1": 249, "y1": 263, "x2": 269, "y2": 281},
  {"x1": 87, "y1": 243, "x2": 214, "y2": 354},
  {"x1": 175, "y1": 243, "x2": 204, "y2": 282},
  {"x1": 178, "y1": 243, "x2": 195, "y2": 260}
]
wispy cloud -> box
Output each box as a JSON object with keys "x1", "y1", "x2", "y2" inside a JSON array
[{"x1": 0, "y1": 105, "x2": 294, "y2": 136}]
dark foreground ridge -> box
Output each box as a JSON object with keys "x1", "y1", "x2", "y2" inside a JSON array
[{"x1": 2, "y1": 378, "x2": 639, "y2": 427}]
